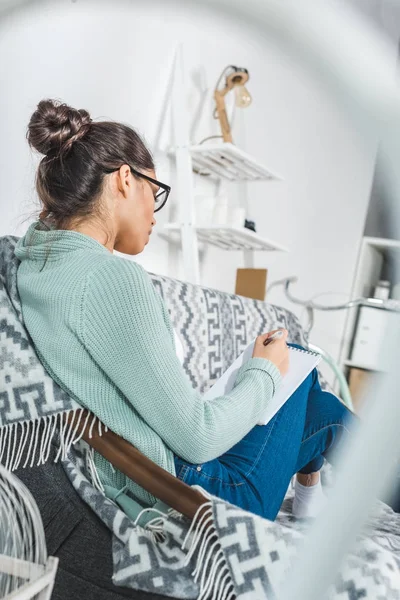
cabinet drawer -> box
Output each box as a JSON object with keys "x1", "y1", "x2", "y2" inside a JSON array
[{"x1": 351, "y1": 307, "x2": 399, "y2": 371}]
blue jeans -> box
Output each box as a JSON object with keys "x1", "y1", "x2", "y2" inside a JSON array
[{"x1": 174, "y1": 351, "x2": 352, "y2": 521}]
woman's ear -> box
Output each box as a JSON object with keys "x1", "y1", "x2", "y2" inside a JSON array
[{"x1": 117, "y1": 164, "x2": 133, "y2": 197}]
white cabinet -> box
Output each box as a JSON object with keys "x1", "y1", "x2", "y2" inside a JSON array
[
  {"x1": 350, "y1": 307, "x2": 399, "y2": 371},
  {"x1": 340, "y1": 236, "x2": 400, "y2": 384}
]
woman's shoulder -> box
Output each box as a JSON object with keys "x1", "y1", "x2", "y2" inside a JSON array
[
  {"x1": 82, "y1": 252, "x2": 171, "y2": 335},
  {"x1": 86, "y1": 254, "x2": 153, "y2": 297},
  {"x1": 90, "y1": 253, "x2": 148, "y2": 277}
]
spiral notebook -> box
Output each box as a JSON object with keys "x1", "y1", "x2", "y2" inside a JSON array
[{"x1": 203, "y1": 341, "x2": 321, "y2": 426}]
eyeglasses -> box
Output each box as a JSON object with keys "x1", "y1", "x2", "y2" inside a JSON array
[
  {"x1": 132, "y1": 167, "x2": 171, "y2": 213},
  {"x1": 104, "y1": 165, "x2": 171, "y2": 213}
]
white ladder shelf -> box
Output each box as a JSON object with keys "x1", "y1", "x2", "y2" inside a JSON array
[{"x1": 164, "y1": 46, "x2": 288, "y2": 285}]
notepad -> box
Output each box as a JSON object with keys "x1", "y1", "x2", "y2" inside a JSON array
[{"x1": 203, "y1": 341, "x2": 321, "y2": 426}]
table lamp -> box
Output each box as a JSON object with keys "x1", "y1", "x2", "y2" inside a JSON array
[{"x1": 214, "y1": 66, "x2": 252, "y2": 144}]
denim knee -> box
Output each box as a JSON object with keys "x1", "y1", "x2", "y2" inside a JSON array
[{"x1": 307, "y1": 391, "x2": 352, "y2": 428}]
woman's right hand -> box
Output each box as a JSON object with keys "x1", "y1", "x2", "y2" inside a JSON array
[{"x1": 252, "y1": 329, "x2": 289, "y2": 376}]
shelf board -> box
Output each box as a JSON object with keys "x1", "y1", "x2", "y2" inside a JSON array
[
  {"x1": 184, "y1": 143, "x2": 281, "y2": 182},
  {"x1": 363, "y1": 236, "x2": 400, "y2": 251},
  {"x1": 159, "y1": 224, "x2": 288, "y2": 252},
  {"x1": 343, "y1": 359, "x2": 385, "y2": 372}
]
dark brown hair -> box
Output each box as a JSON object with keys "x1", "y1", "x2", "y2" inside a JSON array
[{"x1": 27, "y1": 99, "x2": 154, "y2": 229}]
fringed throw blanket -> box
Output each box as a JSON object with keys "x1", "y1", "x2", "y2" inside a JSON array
[
  {"x1": 2, "y1": 234, "x2": 400, "y2": 599},
  {"x1": 0, "y1": 235, "x2": 95, "y2": 469}
]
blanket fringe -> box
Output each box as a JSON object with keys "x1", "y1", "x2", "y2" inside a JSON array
[
  {"x1": 182, "y1": 501, "x2": 236, "y2": 600},
  {"x1": 1, "y1": 414, "x2": 236, "y2": 598},
  {"x1": 129, "y1": 498, "x2": 236, "y2": 598},
  {"x1": 0, "y1": 409, "x2": 105, "y2": 472},
  {"x1": 86, "y1": 444, "x2": 105, "y2": 493}
]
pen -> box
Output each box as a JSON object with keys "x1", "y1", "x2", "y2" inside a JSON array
[{"x1": 263, "y1": 330, "x2": 284, "y2": 347}]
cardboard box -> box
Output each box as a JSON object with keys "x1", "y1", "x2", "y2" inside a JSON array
[
  {"x1": 348, "y1": 367, "x2": 371, "y2": 412},
  {"x1": 235, "y1": 268, "x2": 268, "y2": 301}
]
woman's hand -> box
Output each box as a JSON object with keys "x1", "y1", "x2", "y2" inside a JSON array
[{"x1": 252, "y1": 329, "x2": 289, "y2": 376}]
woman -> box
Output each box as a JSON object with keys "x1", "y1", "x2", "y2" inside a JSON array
[{"x1": 15, "y1": 99, "x2": 352, "y2": 522}]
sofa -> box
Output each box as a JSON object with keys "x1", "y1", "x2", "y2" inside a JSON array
[
  {"x1": 149, "y1": 271, "x2": 313, "y2": 394},
  {"x1": 7, "y1": 266, "x2": 400, "y2": 599}
]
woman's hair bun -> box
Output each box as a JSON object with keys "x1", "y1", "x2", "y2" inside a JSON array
[{"x1": 27, "y1": 99, "x2": 92, "y2": 156}]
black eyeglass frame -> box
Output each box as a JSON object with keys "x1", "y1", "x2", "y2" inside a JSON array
[{"x1": 105, "y1": 165, "x2": 171, "y2": 213}]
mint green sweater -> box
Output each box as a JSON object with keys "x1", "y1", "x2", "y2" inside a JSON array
[{"x1": 15, "y1": 221, "x2": 281, "y2": 507}]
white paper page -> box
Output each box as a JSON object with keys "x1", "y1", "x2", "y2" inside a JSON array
[{"x1": 203, "y1": 341, "x2": 321, "y2": 426}]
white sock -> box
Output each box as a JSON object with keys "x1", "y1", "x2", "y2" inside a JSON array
[{"x1": 292, "y1": 476, "x2": 325, "y2": 519}]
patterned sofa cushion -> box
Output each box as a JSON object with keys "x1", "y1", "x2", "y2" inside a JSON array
[{"x1": 149, "y1": 273, "x2": 308, "y2": 394}]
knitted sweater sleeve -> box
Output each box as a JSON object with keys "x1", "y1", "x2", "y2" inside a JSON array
[{"x1": 82, "y1": 257, "x2": 282, "y2": 464}]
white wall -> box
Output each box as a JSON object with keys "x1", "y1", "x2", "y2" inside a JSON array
[{"x1": 0, "y1": 0, "x2": 381, "y2": 384}]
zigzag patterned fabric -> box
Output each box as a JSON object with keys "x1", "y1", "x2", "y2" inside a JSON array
[
  {"x1": 2, "y1": 234, "x2": 400, "y2": 599},
  {"x1": 149, "y1": 272, "x2": 307, "y2": 394},
  {"x1": 64, "y1": 442, "x2": 400, "y2": 599},
  {"x1": 0, "y1": 235, "x2": 102, "y2": 470}
]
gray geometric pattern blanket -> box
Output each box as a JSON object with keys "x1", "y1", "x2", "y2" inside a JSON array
[
  {"x1": 2, "y1": 234, "x2": 400, "y2": 599},
  {"x1": 65, "y1": 444, "x2": 400, "y2": 599}
]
